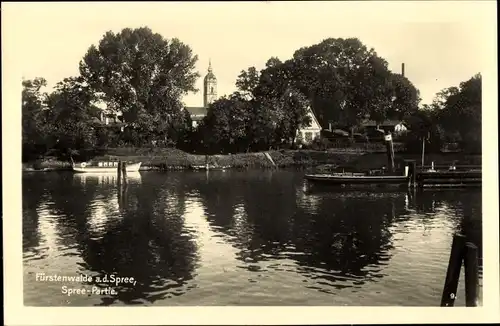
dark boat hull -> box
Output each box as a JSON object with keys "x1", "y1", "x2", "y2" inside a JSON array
[{"x1": 304, "y1": 174, "x2": 409, "y2": 186}]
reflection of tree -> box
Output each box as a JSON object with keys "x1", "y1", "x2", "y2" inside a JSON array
[
  {"x1": 183, "y1": 170, "x2": 408, "y2": 288},
  {"x1": 23, "y1": 170, "x2": 483, "y2": 304},
  {"x1": 291, "y1": 191, "x2": 407, "y2": 280},
  {"x1": 26, "y1": 172, "x2": 199, "y2": 305},
  {"x1": 414, "y1": 189, "x2": 482, "y2": 269},
  {"x1": 77, "y1": 173, "x2": 198, "y2": 305},
  {"x1": 237, "y1": 171, "x2": 298, "y2": 262},
  {"x1": 22, "y1": 174, "x2": 51, "y2": 254},
  {"x1": 194, "y1": 171, "x2": 243, "y2": 232}
]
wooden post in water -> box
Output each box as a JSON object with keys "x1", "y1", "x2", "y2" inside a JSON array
[
  {"x1": 121, "y1": 161, "x2": 128, "y2": 184},
  {"x1": 410, "y1": 160, "x2": 417, "y2": 188},
  {"x1": 421, "y1": 134, "x2": 428, "y2": 170},
  {"x1": 464, "y1": 242, "x2": 479, "y2": 307},
  {"x1": 384, "y1": 132, "x2": 395, "y2": 173},
  {"x1": 405, "y1": 160, "x2": 416, "y2": 188},
  {"x1": 117, "y1": 160, "x2": 122, "y2": 186},
  {"x1": 441, "y1": 234, "x2": 466, "y2": 307}
]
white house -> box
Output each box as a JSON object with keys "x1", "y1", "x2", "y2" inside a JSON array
[
  {"x1": 394, "y1": 122, "x2": 408, "y2": 133},
  {"x1": 295, "y1": 106, "x2": 322, "y2": 145}
]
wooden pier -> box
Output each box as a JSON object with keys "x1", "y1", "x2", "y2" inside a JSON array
[
  {"x1": 417, "y1": 170, "x2": 481, "y2": 188},
  {"x1": 405, "y1": 160, "x2": 481, "y2": 189}
]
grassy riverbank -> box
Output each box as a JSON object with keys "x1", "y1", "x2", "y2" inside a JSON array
[{"x1": 22, "y1": 147, "x2": 482, "y2": 172}]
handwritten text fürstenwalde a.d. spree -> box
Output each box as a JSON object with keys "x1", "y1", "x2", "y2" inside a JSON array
[{"x1": 35, "y1": 272, "x2": 137, "y2": 296}]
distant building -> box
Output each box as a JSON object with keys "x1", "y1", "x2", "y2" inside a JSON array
[
  {"x1": 361, "y1": 120, "x2": 408, "y2": 134},
  {"x1": 185, "y1": 60, "x2": 217, "y2": 128},
  {"x1": 93, "y1": 96, "x2": 124, "y2": 128},
  {"x1": 295, "y1": 106, "x2": 322, "y2": 145}
]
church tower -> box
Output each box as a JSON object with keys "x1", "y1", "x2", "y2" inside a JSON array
[{"x1": 203, "y1": 60, "x2": 217, "y2": 107}]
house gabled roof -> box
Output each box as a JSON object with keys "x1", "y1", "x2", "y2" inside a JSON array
[{"x1": 306, "y1": 106, "x2": 322, "y2": 129}]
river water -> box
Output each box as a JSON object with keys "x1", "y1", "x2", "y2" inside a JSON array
[{"x1": 22, "y1": 170, "x2": 482, "y2": 306}]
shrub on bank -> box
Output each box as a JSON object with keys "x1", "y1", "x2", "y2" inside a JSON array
[
  {"x1": 22, "y1": 146, "x2": 482, "y2": 172},
  {"x1": 305, "y1": 136, "x2": 406, "y2": 153}
]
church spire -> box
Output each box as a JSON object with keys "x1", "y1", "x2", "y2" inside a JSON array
[{"x1": 203, "y1": 59, "x2": 217, "y2": 107}]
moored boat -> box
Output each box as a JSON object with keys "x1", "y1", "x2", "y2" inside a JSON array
[
  {"x1": 72, "y1": 161, "x2": 142, "y2": 173},
  {"x1": 304, "y1": 172, "x2": 409, "y2": 186}
]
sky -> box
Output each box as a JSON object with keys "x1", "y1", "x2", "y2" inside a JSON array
[{"x1": 4, "y1": 1, "x2": 495, "y2": 107}]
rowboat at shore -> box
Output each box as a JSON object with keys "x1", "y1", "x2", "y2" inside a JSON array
[{"x1": 72, "y1": 161, "x2": 142, "y2": 173}]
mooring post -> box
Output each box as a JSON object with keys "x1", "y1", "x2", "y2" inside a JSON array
[
  {"x1": 441, "y1": 234, "x2": 466, "y2": 307},
  {"x1": 117, "y1": 160, "x2": 122, "y2": 186},
  {"x1": 122, "y1": 161, "x2": 128, "y2": 184},
  {"x1": 384, "y1": 132, "x2": 395, "y2": 173},
  {"x1": 464, "y1": 242, "x2": 479, "y2": 307},
  {"x1": 411, "y1": 160, "x2": 417, "y2": 188}
]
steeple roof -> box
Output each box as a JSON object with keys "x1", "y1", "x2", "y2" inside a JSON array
[{"x1": 204, "y1": 59, "x2": 216, "y2": 81}]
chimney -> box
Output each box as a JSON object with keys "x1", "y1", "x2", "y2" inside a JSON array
[{"x1": 401, "y1": 63, "x2": 405, "y2": 77}]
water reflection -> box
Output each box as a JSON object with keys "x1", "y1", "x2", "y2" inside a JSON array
[
  {"x1": 23, "y1": 170, "x2": 482, "y2": 306},
  {"x1": 72, "y1": 172, "x2": 142, "y2": 186},
  {"x1": 77, "y1": 173, "x2": 199, "y2": 305}
]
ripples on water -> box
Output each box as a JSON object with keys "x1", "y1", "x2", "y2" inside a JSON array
[{"x1": 22, "y1": 170, "x2": 482, "y2": 306}]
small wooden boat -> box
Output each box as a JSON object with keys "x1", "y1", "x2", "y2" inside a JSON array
[
  {"x1": 72, "y1": 161, "x2": 142, "y2": 173},
  {"x1": 305, "y1": 165, "x2": 410, "y2": 186},
  {"x1": 304, "y1": 173, "x2": 409, "y2": 185}
]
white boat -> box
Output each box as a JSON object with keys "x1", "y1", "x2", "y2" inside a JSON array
[{"x1": 72, "y1": 161, "x2": 142, "y2": 173}]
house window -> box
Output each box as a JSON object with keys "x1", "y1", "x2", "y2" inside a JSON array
[
  {"x1": 305, "y1": 132, "x2": 313, "y2": 142},
  {"x1": 210, "y1": 86, "x2": 214, "y2": 93}
]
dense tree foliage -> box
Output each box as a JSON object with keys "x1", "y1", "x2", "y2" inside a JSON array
[
  {"x1": 436, "y1": 74, "x2": 482, "y2": 152},
  {"x1": 79, "y1": 27, "x2": 198, "y2": 146},
  {"x1": 45, "y1": 77, "x2": 100, "y2": 157},
  {"x1": 402, "y1": 74, "x2": 481, "y2": 153},
  {"x1": 21, "y1": 30, "x2": 482, "y2": 161},
  {"x1": 222, "y1": 38, "x2": 420, "y2": 146},
  {"x1": 290, "y1": 38, "x2": 420, "y2": 128},
  {"x1": 22, "y1": 78, "x2": 50, "y2": 159}
]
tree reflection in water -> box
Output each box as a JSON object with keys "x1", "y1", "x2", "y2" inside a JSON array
[
  {"x1": 23, "y1": 170, "x2": 483, "y2": 305},
  {"x1": 31, "y1": 172, "x2": 198, "y2": 305},
  {"x1": 185, "y1": 170, "x2": 410, "y2": 292},
  {"x1": 414, "y1": 189, "x2": 482, "y2": 270},
  {"x1": 23, "y1": 173, "x2": 52, "y2": 254}
]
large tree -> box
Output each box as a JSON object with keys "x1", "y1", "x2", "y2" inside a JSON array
[
  {"x1": 403, "y1": 73, "x2": 482, "y2": 153},
  {"x1": 45, "y1": 76, "x2": 100, "y2": 158},
  {"x1": 235, "y1": 66, "x2": 260, "y2": 99},
  {"x1": 200, "y1": 93, "x2": 253, "y2": 153},
  {"x1": 22, "y1": 77, "x2": 51, "y2": 159},
  {"x1": 79, "y1": 27, "x2": 199, "y2": 145},
  {"x1": 290, "y1": 38, "x2": 420, "y2": 129},
  {"x1": 237, "y1": 38, "x2": 420, "y2": 138},
  {"x1": 233, "y1": 57, "x2": 313, "y2": 149},
  {"x1": 437, "y1": 73, "x2": 482, "y2": 152}
]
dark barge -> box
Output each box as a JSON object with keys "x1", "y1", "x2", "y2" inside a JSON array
[{"x1": 304, "y1": 131, "x2": 481, "y2": 189}]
